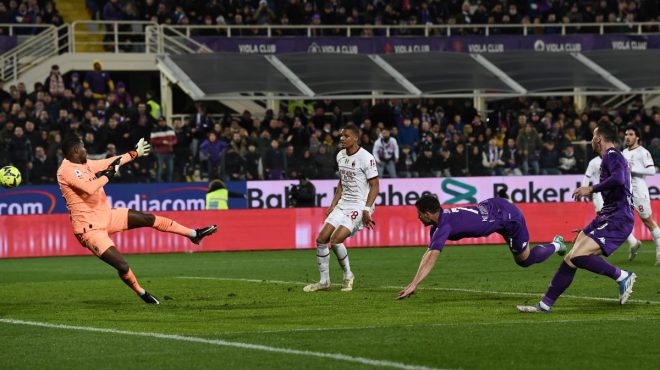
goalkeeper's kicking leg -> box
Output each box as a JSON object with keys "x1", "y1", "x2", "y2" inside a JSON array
[
  {"x1": 99, "y1": 246, "x2": 160, "y2": 304},
  {"x1": 126, "y1": 210, "x2": 217, "y2": 244}
]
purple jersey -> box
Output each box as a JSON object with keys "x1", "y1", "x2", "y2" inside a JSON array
[
  {"x1": 583, "y1": 148, "x2": 634, "y2": 256},
  {"x1": 429, "y1": 198, "x2": 529, "y2": 252},
  {"x1": 592, "y1": 148, "x2": 634, "y2": 222}
]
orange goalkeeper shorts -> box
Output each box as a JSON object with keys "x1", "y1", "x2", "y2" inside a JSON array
[{"x1": 75, "y1": 208, "x2": 129, "y2": 257}]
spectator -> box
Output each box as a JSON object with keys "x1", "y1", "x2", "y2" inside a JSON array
[
  {"x1": 450, "y1": 143, "x2": 468, "y2": 176},
  {"x1": 315, "y1": 144, "x2": 335, "y2": 179},
  {"x1": 145, "y1": 90, "x2": 160, "y2": 121},
  {"x1": 244, "y1": 143, "x2": 261, "y2": 180},
  {"x1": 559, "y1": 144, "x2": 578, "y2": 174},
  {"x1": 397, "y1": 117, "x2": 419, "y2": 150},
  {"x1": 414, "y1": 147, "x2": 434, "y2": 178},
  {"x1": 298, "y1": 148, "x2": 318, "y2": 179},
  {"x1": 502, "y1": 138, "x2": 522, "y2": 175},
  {"x1": 540, "y1": 140, "x2": 561, "y2": 175},
  {"x1": 482, "y1": 138, "x2": 505, "y2": 176},
  {"x1": 263, "y1": 139, "x2": 285, "y2": 180},
  {"x1": 284, "y1": 144, "x2": 301, "y2": 178},
  {"x1": 397, "y1": 144, "x2": 416, "y2": 178},
  {"x1": 373, "y1": 129, "x2": 399, "y2": 178},
  {"x1": 44, "y1": 65, "x2": 65, "y2": 98},
  {"x1": 172, "y1": 118, "x2": 192, "y2": 182},
  {"x1": 516, "y1": 123, "x2": 541, "y2": 175},
  {"x1": 8, "y1": 126, "x2": 32, "y2": 182},
  {"x1": 150, "y1": 117, "x2": 177, "y2": 182},
  {"x1": 84, "y1": 60, "x2": 114, "y2": 99},
  {"x1": 199, "y1": 132, "x2": 228, "y2": 180},
  {"x1": 224, "y1": 147, "x2": 245, "y2": 181},
  {"x1": 29, "y1": 146, "x2": 55, "y2": 184}
]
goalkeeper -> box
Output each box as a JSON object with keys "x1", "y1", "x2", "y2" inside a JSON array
[{"x1": 56, "y1": 135, "x2": 217, "y2": 304}]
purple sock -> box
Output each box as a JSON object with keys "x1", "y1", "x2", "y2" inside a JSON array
[
  {"x1": 541, "y1": 261, "x2": 577, "y2": 308},
  {"x1": 517, "y1": 244, "x2": 555, "y2": 267},
  {"x1": 571, "y1": 255, "x2": 621, "y2": 280}
]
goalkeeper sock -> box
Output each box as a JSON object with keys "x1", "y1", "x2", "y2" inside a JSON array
[
  {"x1": 119, "y1": 268, "x2": 145, "y2": 295},
  {"x1": 153, "y1": 215, "x2": 193, "y2": 237},
  {"x1": 316, "y1": 242, "x2": 330, "y2": 284},
  {"x1": 332, "y1": 243, "x2": 352, "y2": 279}
]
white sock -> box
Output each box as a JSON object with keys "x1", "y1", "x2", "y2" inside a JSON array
[
  {"x1": 626, "y1": 233, "x2": 638, "y2": 247},
  {"x1": 316, "y1": 242, "x2": 330, "y2": 284},
  {"x1": 551, "y1": 242, "x2": 561, "y2": 252},
  {"x1": 332, "y1": 243, "x2": 352, "y2": 279},
  {"x1": 652, "y1": 227, "x2": 660, "y2": 251},
  {"x1": 616, "y1": 270, "x2": 629, "y2": 282},
  {"x1": 539, "y1": 301, "x2": 551, "y2": 311},
  {"x1": 190, "y1": 230, "x2": 197, "y2": 238}
]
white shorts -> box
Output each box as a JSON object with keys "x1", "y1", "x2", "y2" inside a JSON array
[
  {"x1": 632, "y1": 195, "x2": 652, "y2": 219},
  {"x1": 324, "y1": 206, "x2": 374, "y2": 237}
]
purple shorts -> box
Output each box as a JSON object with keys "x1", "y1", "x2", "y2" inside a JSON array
[
  {"x1": 582, "y1": 216, "x2": 634, "y2": 256},
  {"x1": 487, "y1": 198, "x2": 530, "y2": 255}
]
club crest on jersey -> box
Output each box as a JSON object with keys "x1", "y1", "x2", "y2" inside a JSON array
[
  {"x1": 74, "y1": 169, "x2": 82, "y2": 178},
  {"x1": 351, "y1": 161, "x2": 355, "y2": 167}
]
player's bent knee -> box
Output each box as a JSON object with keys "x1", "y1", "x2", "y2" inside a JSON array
[
  {"x1": 316, "y1": 237, "x2": 330, "y2": 245},
  {"x1": 515, "y1": 258, "x2": 532, "y2": 268}
]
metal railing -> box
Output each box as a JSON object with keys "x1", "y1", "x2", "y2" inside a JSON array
[
  {"x1": 152, "y1": 25, "x2": 212, "y2": 54},
  {"x1": 169, "y1": 21, "x2": 660, "y2": 38},
  {"x1": 0, "y1": 24, "x2": 68, "y2": 83},
  {"x1": 0, "y1": 23, "x2": 55, "y2": 36},
  {"x1": 70, "y1": 20, "x2": 157, "y2": 53}
]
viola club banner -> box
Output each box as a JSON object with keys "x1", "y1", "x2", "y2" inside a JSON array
[
  {"x1": 1, "y1": 175, "x2": 659, "y2": 215},
  {"x1": 195, "y1": 34, "x2": 660, "y2": 54}
]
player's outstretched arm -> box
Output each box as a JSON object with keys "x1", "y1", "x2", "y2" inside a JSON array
[
  {"x1": 397, "y1": 249, "x2": 441, "y2": 300},
  {"x1": 88, "y1": 138, "x2": 151, "y2": 173}
]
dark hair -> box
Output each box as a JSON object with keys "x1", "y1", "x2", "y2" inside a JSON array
[
  {"x1": 61, "y1": 135, "x2": 82, "y2": 156},
  {"x1": 596, "y1": 121, "x2": 617, "y2": 143},
  {"x1": 415, "y1": 194, "x2": 441, "y2": 214},
  {"x1": 625, "y1": 124, "x2": 641, "y2": 141},
  {"x1": 342, "y1": 124, "x2": 360, "y2": 137}
]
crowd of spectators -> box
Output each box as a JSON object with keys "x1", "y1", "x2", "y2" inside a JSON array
[
  {"x1": 89, "y1": 0, "x2": 660, "y2": 35},
  {"x1": 1, "y1": 62, "x2": 659, "y2": 185},
  {"x1": 0, "y1": 0, "x2": 63, "y2": 34}
]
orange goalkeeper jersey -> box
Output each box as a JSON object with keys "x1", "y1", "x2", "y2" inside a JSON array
[{"x1": 57, "y1": 153, "x2": 133, "y2": 234}]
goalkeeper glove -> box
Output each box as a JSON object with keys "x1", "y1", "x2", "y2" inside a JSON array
[{"x1": 135, "y1": 138, "x2": 151, "y2": 157}]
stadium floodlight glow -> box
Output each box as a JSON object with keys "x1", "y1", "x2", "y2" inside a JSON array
[{"x1": 571, "y1": 52, "x2": 632, "y2": 93}]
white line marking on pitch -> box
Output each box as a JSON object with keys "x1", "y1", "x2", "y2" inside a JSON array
[
  {"x1": 176, "y1": 276, "x2": 660, "y2": 305},
  {"x1": 0, "y1": 319, "x2": 449, "y2": 370},
  {"x1": 223, "y1": 317, "x2": 658, "y2": 335}
]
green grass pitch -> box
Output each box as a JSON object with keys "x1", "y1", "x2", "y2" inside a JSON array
[{"x1": 1, "y1": 243, "x2": 659, "y2": 370}]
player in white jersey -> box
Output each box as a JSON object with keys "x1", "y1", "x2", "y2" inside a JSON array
[
  {"x1": 622, "y1": 125, "x2": 660, "y2": 264},
  {"x1": 304, "y1": 124, "x2": 380, "y2": 292},
  {"x1": 582, "y1": 156, "x2": 604, "y2": 213}
]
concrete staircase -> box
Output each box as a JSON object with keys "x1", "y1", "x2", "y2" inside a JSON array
[{"x1": 56, "y1": 0, "x2": 104, "y2": 52}]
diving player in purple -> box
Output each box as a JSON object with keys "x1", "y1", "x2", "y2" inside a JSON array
[
  {"x1": 397, "y1": 194, "x2": 566, "y2": 299},
  {"x1": 518, "y1": 122, "x2": 637, "y2": 313}
]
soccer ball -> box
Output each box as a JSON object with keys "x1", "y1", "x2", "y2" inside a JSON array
[{"x1": 0, "y1": 166, "x2": 22, "y2": 188}]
